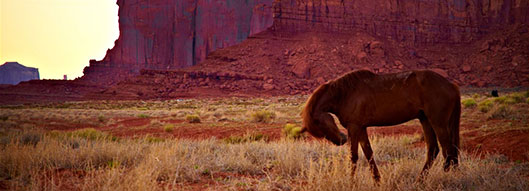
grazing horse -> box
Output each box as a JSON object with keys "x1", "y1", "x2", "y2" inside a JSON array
[{"x1": 301, "y1": 70, "x2": 460, "y2": 181}]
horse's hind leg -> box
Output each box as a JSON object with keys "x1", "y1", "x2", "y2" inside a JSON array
[
  {"x1": 418, "y1": 114, "x2": 440, "y2": 175},
  {"x1": 359, "y1": 128, "x2": 381, "y2": 182},
  {"x1": 430, "y1": 121, "x2": 457, "y2": 172}
]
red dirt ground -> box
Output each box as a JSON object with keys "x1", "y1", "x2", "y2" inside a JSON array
[{"x1": 28, "y1": 115, "x2": 529, "y2": 162}]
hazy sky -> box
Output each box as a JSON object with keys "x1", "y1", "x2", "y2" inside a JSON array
[{"x1": 1, "y1": 0, "x2": 119, "y2": 79}]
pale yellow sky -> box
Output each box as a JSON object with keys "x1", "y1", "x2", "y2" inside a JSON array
[{"x1": 1, "y1": 0, "x2": 119, "y2": 79}]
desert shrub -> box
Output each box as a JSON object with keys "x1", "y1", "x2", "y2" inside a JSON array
[
  {"x1": 186, "y1": 115, "x2": 201, "y2": 123},
  {"x1": 223, "y1": 133, "x2": 268, "y2": 144},
  {"x1": 461, "y1": 98, "x2": 477, "y2": 108},
  {"x1": 494, "y1": 96, "x2": 517, "y2": 104},
  {"x1": 478, "y1": 100, "x2": 494, "y2": 113},
  {"x1": 488, "y1": 105, "x2": 516, "y2": 120},
  {"x1": 137, "y1": 114, "x2": 150, "y2": 118},
  {"x1": 472, "y1": 93, "x2": 481, "y2": 99},
  {"x1": 251, "y1": 110, "x2": 276, "y2": 123},
  {"x1": 283, "y1": 123, "x2": 303, "y2": 139},
  {"x1": 16, "y1": 132, "x2": 41, "y2": 146},
  {"x1": 98, "y1": 115, "x2": 106, "y2": 123},
  {"x1": 163, "y1": 124, "x2": 174, "y2": 132},
  {"x1": 510, "y1": 92, "x2": 527, "y2": 102},
  {"x1": 144, "y1": 135, "x2": 165, "y2": 143},
  {"x1": 495, "y1": 92, "x2": 527, "y2": 105},
  {"x1": 69, "y1": 128, "x2": 117, "y2": 141}
]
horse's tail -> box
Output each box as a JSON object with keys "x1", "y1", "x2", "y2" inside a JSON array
[
  {"x1": 449, "y1": 88, "x2": 461, "y2": 157},
  {"x1": 300, "y1": 84, "x2": 329, "y2": 137}
]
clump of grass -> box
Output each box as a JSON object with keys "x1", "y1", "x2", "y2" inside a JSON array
[
  {"x1": 186, "y1": 115, "x2": 201, "y2": 123},
  {"x1": 137, "y1": 114, "x2": 150, "y2": 118},
  {"x1": 461, "y1": 98, "x2": 477, "y2": 108},
  {"x1": 163, "y1": 124, "x2": 174, "y2": 132},
  {"x1": 98, "y1": 115, "x2": 106, "y2": 123},
  {"x1": 68, "y1": 128, "x2": 117, "y2": 141},
  {"x1": 144, "y1": 135, "x2": 165, "y2": 143},
  {"x1": 223, "y1": 133, "x2": 268, "y2": 144},
  {"x1": 16, "y1": 132, "x2": 42, "y2": 146},
  {"x1": 494, "y1": 96, "x2": 517, "y2": 104},
  {"x1": 495, "y1": 92, "x2": 527, "y2": 105},
  {"x1": 251, "y1": 110, "x2": 276, "y2": 123},
  {"x1": 478, "y1": 99, "x2": 494, "y2": 113},
  {"x1": 488, "y1": 105, "x2": 516, "y2": 120},
  {"x1": 283, "y1": 123, "x2": 303, "y2": 139},
  {"x1": 472, "y1": 93, "x2": 480, "y2": 99}
]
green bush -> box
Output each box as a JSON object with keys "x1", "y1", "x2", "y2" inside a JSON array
[
  {"x1": 98, "y1": 115, "x2": 106, "y2": 123},
  {"x1": 283, "y1": 123, "x2": 303, "y2": 139},
  {"x1": 461, "y1": 98, "x2": 477, "y2": 108},
  {"x1": 478, "y1": 100, "x2": 494, "y2": 113},
  {"x1": 137, "y1": 114, "x2": 150, "y2": 118},
  {"x1": 163, "y1": 124, "x2": 174, "y2": 132},
  {"x1": 251, "y1": 110, "x2": 276, "y2": 123},
  {"x1": 186, "y1": 115, "x2": 201, "y2": 123},
  {"x1": 68, "y1": 128, "x2": 117, "y2": 141}
]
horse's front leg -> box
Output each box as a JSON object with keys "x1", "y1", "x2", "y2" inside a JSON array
[
  {"x1": 359, "y1": 128, "x2": 381, "y2": 182},
  {"x1": 347, "y1": 126, "x2": 360, "y2": 179}
]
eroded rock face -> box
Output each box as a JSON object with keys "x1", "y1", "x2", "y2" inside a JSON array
[
  {"x1": 273, "y1": 0, "x2": 529, "y2": 44},
  {"x1": 83, "y1": 0, "x2": 274, "y2": 84},
  {"x1": 0, "y1": 62, "x2": 39, "y2": 85}
]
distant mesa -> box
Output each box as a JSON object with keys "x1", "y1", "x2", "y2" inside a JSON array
[{"x1": 0, "y1": 62, "x2": 40, "y2": 85}]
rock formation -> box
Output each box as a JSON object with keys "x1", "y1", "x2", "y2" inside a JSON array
[
  {"x1": 273, "y1": 0, "x2": 529, "y2": 44},
  {"x1": 82, "y1": 0, "x2": 274, "y2": 85},
  {"x1": 0, "y1": 62, "x2": 39, "y2": 85}
]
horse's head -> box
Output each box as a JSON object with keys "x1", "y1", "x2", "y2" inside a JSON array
[{"x1": 301, "y1": 114, "x2": 348, "y2": 146}]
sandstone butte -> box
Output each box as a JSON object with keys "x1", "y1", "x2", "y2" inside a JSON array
[{"x1": 1, "y1": 0, "x2": 528, "y2": 103}]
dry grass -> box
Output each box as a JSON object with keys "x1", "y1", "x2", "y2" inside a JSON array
[
  {"x1": 1, "y1": 91, "x2": 528, "y2": 190},
  {"x1": 0, "y1": 131, "x2": 527, "y2": 191}
]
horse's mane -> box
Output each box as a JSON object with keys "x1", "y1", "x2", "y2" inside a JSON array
[{"x1": 301, "y1": 70, "x2": 375, "y2": 136}]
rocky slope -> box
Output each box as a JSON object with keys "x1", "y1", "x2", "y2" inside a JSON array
[{"x1": 92, "y1": 25, "x2": 529, "y2": 99}]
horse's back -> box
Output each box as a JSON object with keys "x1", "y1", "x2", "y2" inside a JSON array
[{"x1": 413, "y1": 70, "x2": 460, "y2": 98}]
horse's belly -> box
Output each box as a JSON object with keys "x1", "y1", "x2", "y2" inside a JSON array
[{"x1": 370, "y1": 106, "x2": 419, "y2": 126}]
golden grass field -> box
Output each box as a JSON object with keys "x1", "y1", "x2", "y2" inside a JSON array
[{"x1": 1, "y1": 91, "x2": 528, "y2": 190}]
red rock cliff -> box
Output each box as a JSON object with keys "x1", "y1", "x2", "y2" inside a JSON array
[
  {"x1": 273, "y1": 0, "x2": 529, "y2": 44},
  {"x1": 83, "y1": 0, "x2": 273, "y2": 84}
]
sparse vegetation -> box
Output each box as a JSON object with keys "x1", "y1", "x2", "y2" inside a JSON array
[
  {"x1": 0, "y1": 91, "x2": 528, "y2": 190},
  {"x1": 489, "y1": 104, "x2": 516, "y2": 120},
  {"x1": 283, "y1": 123, "x2": 303, "y2": 139},
  {"x1": 163, "y1": 124, "x2": 174, "y2": 132},
  {"x1": 461, "y1": 98, "x2": 477, "y2": 108},
  {"x1": 251, "y1": 110, "x2": 276, "y2": 123},
  {"x1": 478, "y1": 99, "x2": 494, "y2": 113},
  {"x1": 137, "y1": 114, "x2": 150, "y2": 118},
  {"x1": 223, "y1": 133, "x2": 268, "y2": 144},
  {"x1": 186, "y1": 114, "x2": 201, "y2": 123},
  {"x1": 0, "y1": 131, "x2": 527, "y2": 190}
]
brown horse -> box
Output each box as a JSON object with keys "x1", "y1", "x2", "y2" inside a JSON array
[{"x1": 301, "y1": 70, "x2": 460, "y2": 182}]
